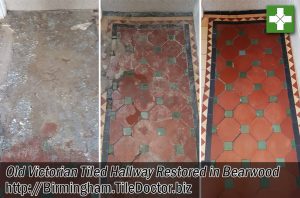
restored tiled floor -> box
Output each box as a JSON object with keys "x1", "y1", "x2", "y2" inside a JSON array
[
  {"x1": 101, "y1": 15, "x2": 199, "y2": 162},
  {"x1": 202, "y1": 16, "x2": 300, "y2": 162}
]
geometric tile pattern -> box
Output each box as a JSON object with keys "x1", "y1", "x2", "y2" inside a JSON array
[
  {"x1": 201, "y1": 14, "x2": 300, "y2": 162},
  {"x1": 101, "y1": 16, "x2": 199, "y2": 162}
]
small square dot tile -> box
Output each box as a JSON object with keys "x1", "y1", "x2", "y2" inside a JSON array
[
  {"x1": 168, "y1": 57, "x2": 176, "y2": 64},
  {"x1": 140, "y1": 83, "x2": 149, "y2": 90},
  {"x1": 258, "y1": 140, "x2": 267, "y2": 150},
  {"x1": 224, "y1": 179, "x2": 234, "y2": 189},
  {"x1": 291, "y1": 139, "x2": 296, "y2": 149},
  {"x1": 287, "y1": 109, "x2": 291, "y2": 116},
  {"x1": 252, "y1": 60, "x2": 261, "y2": 66},
  {"x1": 108, "y1": 144, "x2": 114, "y2": 155},
  {"x1": 168, "y1": 34, "x2": 176, "y2": 40},
  {"x1": 272, "y1": 124, "x2": 281, "y2": 133},
  {"x1": 215, "y1": 72, "x2": 220, "y2": 78},
  {"x1": 254, "y1": 83, "x2": 262, "y2": 90},
  {"x1": 110, "y1": 111, "x2": 116, "y2": 120},
  {"x1": 175, "y1": 144, "x2": 184, "y2": 155},
  {"x1": 123, "y1": 128, "x2": 132, "y2": 136},
  {"x1": 224, "y1": 142, "x2": 233, "y2": 151},
  {"x1": 156, "y1": 97, "x2": 164, "y2": 105},
  {"x1": 225, "y1": 110, "x2": 233, "y2": 118},
  {"x1": 260, "y1": 178, "x2": 269, "y2": 188},
  {"x1": 170, "y1": 83, "x2": 178, "y2": 90},
  {"x1": 123, "y1": 70, "x2": 134, "y2": 76},
  {"x1": 141, "y1": 112, "x2": 149, "y2": 119},
  {"x1": 256, "y1": 110, "x2": 264, "y2": 117},
  {"x1": 212, "y1": 126, "x2": 217, "y2": 133},
  {"x1": 125, "y1": 44, "x2": 134, "y2": 53},
  {"x1": 190, "y1": 128, "x2": 196, "y2": 137},
  {"x1": 153, "y1": 46, "x2": 161, "y2": 53},
  {"x1": 267, "y1": 70, "x2": 275, "y2": 77},
  {"x1": 157, "y1": 128, "x2": 166, "y2": 136},
  {"x1": 280, "y1": 58, "x2": 284, "y2": 64},
  {"x1": 240, "y1": 96, "x2": 248, "y2": 104},
  {"x1": 225, "y1": 84, "x2": 233, "y2": 91},
  {"x1": 139, "y1": 144, "x2": 149, "y2": 154},
  {"x1": 283, "y1": 82, "x2": 287, "y2": 89},
  {"x1": 269, "y1": 96, "x2": 278, "y2": 103},
  {"x1": 276, "y1": 158, "x2": 285, "y2": 167},
  {"x1": 124, "y1": 96, "x2": 133, "y2": 105},
  {"x1": 213, "y1": 96, "x2": 218, "y2": 104},
  {"x1": 265, "y1": 48, "x2": 272, "y2": 54},
  {"x1": 239, "y1": 30, "x2": 245, "y2": 36},
  {"x1": 239, "y1": 72, "x2": 247, "y2": 78},
  {"x1": 239, "y1": 50, "x2": 246, "y2": 56},
  {"x1": 184, "y1": 68, "x2": 189, "y2": 76},
  {"x1": 140, "y1": 57, "x2": 148, "y2": 64},
  {"x1": 225, "y1": 40, "x2": 233, "y2": 46},
  {"x1": 153, "y1": 71, "x2": 162, "y2": 77},
  {"x1": 240, "y1": 125, "x2": 249, "y2": 133},
  {"x1": 172, "y1": 112, "x2": 181, "y2": 119},
  {"x1": 226, "y1": 60, "x2": 233, "y2": 67},
  {"x1": 241, "y1": 160, "x2": 251, "y2": 168},
  {"x1": 112, "y1": 82, "x2": 118, "y2": 90},
  {"x1": 251, "y1": 39, "x2": 259, "y2": 45},
  {"x1": 216, "y1": 49, "x2": 220, "y2": 56}
]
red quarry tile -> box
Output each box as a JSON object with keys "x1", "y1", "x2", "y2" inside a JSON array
[
  {"x1": 133, "y1": 120, "x2": 157, "y2": 144},
  {"x1": 134, "y1": 91, "x2": 155, "y2": 111},
  {"x1": 247, "y1": 67, "x2": 267, "y2": 83},
  {"x1": 233, "y1": 78, "x2": 253, "y2": 96},
  {"x1": 234, "y1": 36, "x2": 251, "y2": 49},
  {"x1": 250, "y1": 118, "x2": 272, "y2": 140},
  {"x1": 281, "y1": 117, "x2": 294, "y2": 139},
  {"x1": 149, "y1": 136, "x2": 174, "y2": 161},
  {"x1": 285, "y1": 150, "x2": 297, "y2": 162},
  {"x1": 218, "y1": 91, "x2": 240, "y2": 110},
  {"x1": 216, "y1": 56, "x2": 227, "y2": 73},
  {"x1": 149, "y1": 105, "x2": 171, "y2": 122},
  {"x1": 116, "y1": 105, "x2": 137, "y2": 126},
  {"x1": 248, "y1": 90, "x2": 269, "y2": 109},
  {"x1": 259, "y1": 34, "x2": 281, "y2": 49},
  {"x1": 234, "y1": 104, "x2": 256, "y2": 124},
  {"x1": 163, "y1": 93, "x2": 187, "y2": 112},
  {"x1": 148, "y1": 29, "x2": 168, "y2": 45},
  {"x1": 267, "y1": 133, "x2": 292, "y2": 157},
  {"x1": 181, "y1": 105, "x2": 195, "y2": 126},
  {"x1": 109, "y1": 120, "x2": 123, "y2": 144},
  {"x1": 219, "y1": 26, "x2": 238, "y2": 40},
  {"x1": 278, "y1": 90, "x2": 290, "y2": 108},
  {"x1": 265, "y1": 103, "x2": 286, "y2": 123},
  {"x1": 246, "y1": 45, "x2": 264, "y2": 59},
  {"x1": 244, "y1": 23, "x2": 265, "y2": 38},
  {"x1": 234, "y1": 134, "x2": 257, "y2": 159},
  {"x1": 274, "y1": 66, "x2": 286, "y2": 81},
  {"x1": 134, "y1": 152, "x2": 158, "y2": 162},
  {"x1": 213, "y1": 104, "x2": 225, "y2": 125},
  {"x1": 162, "y1": 41, "x2": 182, "y2": 57},
  {"x1": 217, "y1": 118, "x2": 240, "y2": 141},
  {"x1": 118, "y1": 76, "x2": 140, "y2": 96},
  {"x1": 220, "y1": 67, "x2": 239, "y2": 83},
  {"x1": 166, "y1": 64, "x2": 185, "y2": 82},
  {"x1": 151, "y1": 79, "x2": 169, "y2": 97},
  {"x1": 251, "y1": 150, "x2": 275, "y2": 162},
  {"x1": 262, "y1": 77, "x2": 283, "y2": 95},
  {"x1": 183, "y1": 137, "x2": 197, "y2": 160},
  {"x1": 260, "y1": 55, "x2": 279, "y2": 70},
  {"x1": 215, "y1": 79, "x2": 225, "y2": 95},
  {"x1": 114, "y1": 137, "x2": 139, "y2": 161},
  {"x1": 220, "y1": 46, "x2": 239, "y2": 59},
  {"x1": 134, "y1": 64, "x2": 154, "y2": 82},
  {"x1": 211, "y1": 134, "x2": 223, "y2": 160},
  {"x1": 217, "y1": 151, "x2": 241, "y2": 162},
  {"x1": 234, "y1": 55, "x2": 253, "y2": 72}
]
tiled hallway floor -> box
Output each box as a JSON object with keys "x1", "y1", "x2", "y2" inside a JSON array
[
  {"x1": 101, "y1": 14, "x2": 199, "y2": 162},
  {"x1": 202, "y1": 15, "x2": 300, "y2": 162}
]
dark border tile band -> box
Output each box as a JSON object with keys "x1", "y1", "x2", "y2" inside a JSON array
[
  {"x1": 204, "y1": 10, "x2": 266, "y2": 15},
  {"x1": 102, "y1": 11, "x2": 193, "y2": 17}
]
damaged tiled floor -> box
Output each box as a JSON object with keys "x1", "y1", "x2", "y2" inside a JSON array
[
  {"x1": 101, "y1": 15, "x2": 199, "y2": 162},
  {"x1": 0, "y1": 11, "x2": 98, "y2": 161}
]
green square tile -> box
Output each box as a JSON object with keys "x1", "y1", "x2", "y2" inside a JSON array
[
  {"x1": 276, "y1": 158, "x2": 285, "y2": 167},
  {"x1": 108, "y1": 144, "x2": 114, "y2": 155},
  {"x1": 124, "y1": 96, "x2": 132, "y2": 105},
  {"x1": 280, "y1": 58, "x2": 284, "y2": 64},
  {"x1": 254, "y1": 83, "x2": 262, "y2": 90},
  {"x1": 112, "y1": 82, "x2": 118, "y2": 90},
  {"x1": 141, "y1": 112, "x2": 149, "y2": 119},
  {"x1": 287, "y1": 108, "x2": 291, "y2": 116},
  {"x1": 225, "y1": 40, "x2": 233, "y2": 46},
  {"x1": 125, "y1": 44, "x2": 134, "y2": 53},
  {"x1": 241, "y1": 160, "x2": 251, "y2": 168},
  {"x1": 265, "y1": 48, "x2": 272, "y2": 54},
  {"x1": 175, "y1": 144, "x2": 184, "y2": 155},
  {"x1": 258, "y1": 140, "x2": 267, "y2": 150},
  {"x1": 226, "y1": 60, "x2": 233, "y2": 67},
  {"x1": 240, "y1": 125, "x2": 249, "y2": 133},
  {"x1": 212, "y1": 126, "x2": 217, "y2": 133},
  {"x1": 216, "y1": 49, "x2": 220, "y2": 56},
  {"x1": 251, "y1": 39, "x2": 259, "y2": 45},
  {"x1": 123, "y1": 70, "x2": 134, "y2": 76},
  {"x1": 140, "y1": 57, "x2": 148, "y2": 64},
  {"x1": 157, "y1": 128, "x2": 166, "y2": 136},
  {"x1": 172, "y1": 112, "x2": 181, "y2": 119},
  {"x1": 168, "y1": 57, "x2": 176, "y2": 64},
  {"x1": 225, "y1": 84, "x2": 233, "y2": 91},
  {"x1": 139, "y1": 144, "x2": 149, "y2": 154},
  {"x1": 291, "y1": 139, "x2": 296, "y2": 149},
  {"x1": 225, "y1": 110, "x2": 233, "y2": 118},
  {"x1": 168, "y1": 34, "x2": 175, "y2": 40},
  {"x1": 153, "y1": 46, "x2": 162, "y2": 53},
  {"x1": 283, "y1": 81, "x2": 287, "y2": 89},
  {"x1": 256, "y1": 110, "x2": 264, "y2": 117},
  {"x1": 110, "y1": 111, "x2": 116, "y2": 120},
  {"x1": 269, "y1": 96, "x2": 278, "y2": 103},
  {"x1": 123, "y1": 128, "x2": 132, "y2": 136},
  {"x1": 213, "y1": 96, "x2": 218, "y2": 104},
  {"x1": 239, "y1": 50, "x2": 246, "y2": 56},
  {"x1": 224, "y1": 179, "x2": 234, "y2": 189},
  {"x1": 190, "y1": 128, "x2": 196, "y2": 137},
  {"x1": 170, "y1": 82, "x2": 178, "y2": 90},
  {"x1": 260, "y1": 178, "x2": 269, "y2": 188},
  {"x1": 296, "y1": 177, "x2": 300, "y2": 187},
  {"x1": 184, "y1": 68, "x2": 189, "y2": 76},
  {"x1": 156, "y1": 97, "x2": 164, "y2": 105},
  {"x1": 240, "y1": 96, "x2": 248, "y2": 104},
  {"x1": 239, "y1": 30, "x2": 245, "y2": 36},
  {"x1": 252, "y1": 60, "x2": 261, "y2": 66},
  {"x1": 272, "y1": 124, "x2": 281, "y2": 133},
  {"x1": 224, "y1": 142, "x2": 233, "y2": 151},
  {"x1": 215, "y1": 72, "x2": 219, "y2": 78},
  {"x1": 267, "y1": 70, "x2": 275, "y2": 77},
  {"x1": 239, "y1": 72, "x2": 247, "y2": 78},
  {"x1": 140, "y1": 83, "x2": 149, "y2": 90},
  {"x1": 153, "y1": 71, "x2": 162, "y2": 78}
]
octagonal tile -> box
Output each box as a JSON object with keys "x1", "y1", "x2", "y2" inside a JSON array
[
  {"x1": 148, "y1": 29, "x2": 168, "y2": 46},
  {"x1": 234, "y1": 104, "x2": 256, "y2": 124},
  {"x1": 162, "y1": 41, "x2": 182, "y2": 57},
  {"x1": 211, "y1": 134, "x2": 223, "y2": 160},
  {"x1": 252, "y1": 150, "x2": 275, "y2": 162},
  {"x1": 149, "y1": 105, "x2": 171, "y2": 122},
  {"x1": 114, "y1": 137, "x2": 139, "y2": 161},
  {"x1": 218, "y1": 91, "x2": 240, "y2": 110},
  {"x1": 134, "y1": 91, "x2": 155, "y2": 111},
  {"x1": 234, "y1": 36, "x2": 251, "y2": 50},
  {"x1": 233, "y1": 78, "x2": 253, "y2": 96},
  {"x1": 220, "y1": 45, "x2": 239, "y2": 59},
  {"x1": 281, "y1": 117, "x2": 294, "y2": 139},
  {"x1": 133, "y1": 120, "x2": 156, "y2": 144},
  {"x1": 217, "y1": 151, "x2": 241, "y2": 162},
  {"x1": 234, "y1": 134, "x2": 257, "y2": 159},
  {"x1": 217, "y1": 118, "x2": 240, "y2": 141},
  {"x1": 247, "y1": 67, "x2": 267, "y2": 83},
  {"x1": 265, "y1": 103, "x2": 286, "y2": 124},
  {"x1": 215, "y1": 79, "x2": 225, "y2": 95},
  {"x1": 220, "y1": 67, "x2": 239, "y2": 83},
  {"x1": 249, "y1": 90, "x2": 269, "y2": 109},
  {"x1": 234, "y1": 55, "x2": 253, "y2": 72},
  {"x1": 213, "y1": 104, "x2": 225, "y2": 125},
  {"x1": 250, "y1": 118, "x2": 272, "y2": 140},
  {"x1": 262, "y1": 77, "x2": 283, "y2": 96},
  {"x1": 267, "y1": 133, "x2": 292, "y2": 158},
  {"x1": 149, "y1": 136, "x2": 173, "y2": 161}
]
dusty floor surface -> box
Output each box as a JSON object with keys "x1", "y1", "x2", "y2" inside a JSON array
[{"x1": 0, "y1": 11, "x2": 98, "y2": 162}]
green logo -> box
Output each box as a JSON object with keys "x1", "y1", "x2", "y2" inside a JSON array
[{"x1": 267, "y1": 5, "x2": 294, "y2": 33}]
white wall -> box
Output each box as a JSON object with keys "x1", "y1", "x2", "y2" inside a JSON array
[
  {"x1": 5, "y1": 0, "x2": 98, "y2": 10},
  {"x1": 101, "y1": 0, "x2": 194, "y2": 12},
  {"x1": 0, "y1": 0, "x2": 6, "y2": 18}
]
